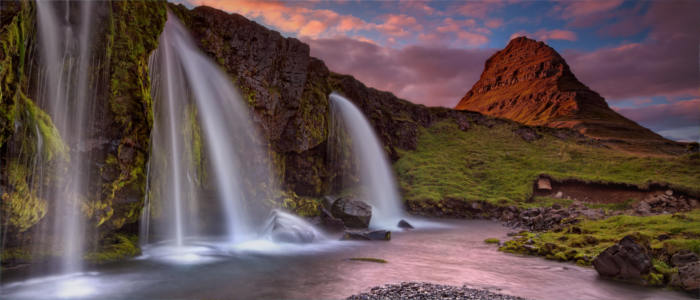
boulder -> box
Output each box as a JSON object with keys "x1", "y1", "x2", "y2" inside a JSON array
[
  {"x1": 397, "y1": 219, "x2": 414, "y2": 229},
  {"x1": 593, "y1": 235, "x2": 652, "y2": 281},
  {"x1": 537, "y1": 178, "x2": 552, "y2": 191},
  {"x1": 671, "y1": 250, "x2": 699, "y2": 267},
  {"x1": 319, "y1": 207, "x2": 345, "y2": 232},
  {"x1": 342, "y1": 230, "x2": 391, "y2": 241},
  {"x1": 331, "y1": 197, "x2": 372, "y2": 228},
  {"x1": 671, "y1": 261, "x2": 700, "y2": 292}
]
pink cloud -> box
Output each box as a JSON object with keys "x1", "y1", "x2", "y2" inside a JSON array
[
  {"x1": 305, "y1": 37, "x2": 494, "y2": 107},
  {"x1": 551, "y1": 0, "x2": 624, "y2": 27},
  {"x1": 613, "y1": 99, "x2": 700, "y2": 133},
  {"x1": 190, "y1": 0, "x2": 368, "y2": 38},
  {"x1": 455, "y1": 0, "x2": 505, "y2": 19},
  {"x1": 485, "y1": 18, "x2": 503, "y2": 29},
  {"x1": 373, "y1": 14, "x2": 423, "y2": 37}
]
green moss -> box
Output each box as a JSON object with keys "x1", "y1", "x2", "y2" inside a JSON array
[
  {"x1": 84, "y1": 234, "x2": 140, "y2": 264},
  {"x1": 1, "y1": 161, "x2": 48, "y2": 231},
  {"x1": 395, "y1": 121, "x2": 700, "y2": 207},
  {"x1": 279, "y1": 190, "x2": 321, "y2": 217},
  {"x1": 484, "y1": 238, "x2": 500, "y2": 244},
  {"x1": 96, "y1": 0, "x2": 166, "y2": 229},
  {"x1": 500, "y1": 210, "x2": 700, "y2": 269},
  {"x1": 349, "y1": 257, "x2": 387, "y2": 263}
]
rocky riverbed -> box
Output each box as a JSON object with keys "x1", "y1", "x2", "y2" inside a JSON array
[{"x1": 347, "y1": 282, "x2": 528, "y2": 300}]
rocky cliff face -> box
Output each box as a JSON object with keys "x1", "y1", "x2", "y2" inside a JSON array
[
  {"x1": 169, "y1": 4, "x2": 479, "y2": 198},
  {"x1": 0, "y1": 0, "x2": 166, "y2": 262},
  {"x1": 455, "y1": 37, "x2": 682, "y2": 154}
]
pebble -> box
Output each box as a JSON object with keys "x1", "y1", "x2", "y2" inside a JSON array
[{"x1": 347, "y1": 282, "x2": 529, "y2": 300}]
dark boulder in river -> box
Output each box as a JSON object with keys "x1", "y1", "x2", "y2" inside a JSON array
[
  {"x1": 593, "y1": 235, "x2": 652, "y2": 282},
  {"x1": 331, "y1": 197, "x2": 372, "y2": 228}
]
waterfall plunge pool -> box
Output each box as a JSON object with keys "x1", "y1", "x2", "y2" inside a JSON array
[{"x1": 0, "y1": 219, "x2": 691, "y2": 300}]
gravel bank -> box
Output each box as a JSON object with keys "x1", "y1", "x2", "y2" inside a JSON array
[{"x1": 347, "y1": 282, "x2": 529, "y2": 300}]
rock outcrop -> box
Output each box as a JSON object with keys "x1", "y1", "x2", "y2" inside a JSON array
[
  {"x1": 593, "y1": 235, "x2": 652, "y2": 282},
  {"x1": 455, "y1": 37, "x2": 684, "y2": 154},
  {"x1": 331, "y1": 197, "x2": 372, "y2": 228}
]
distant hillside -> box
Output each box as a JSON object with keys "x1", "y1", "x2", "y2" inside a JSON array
[{"x1": 455, "y1": 37, "x2": 685, "y2": 155}]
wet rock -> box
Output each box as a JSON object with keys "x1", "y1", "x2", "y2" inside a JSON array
[
  {"x1": 593, "y1": 235, "x2": 652, "y2": 281},
  {"x1": 397, "y1": 219, "x2": 414, "y2": 229},
  {"x1": 342, "y1": 230, "x2": 391, "y2": 241},
  {"x1": 537, "y1": 178, "x2": 552, "y2": 191},
  {"x1": 331, "y1": 197, "x2": 372, "y2": 228},
  {"x1": 671, "y1": 250, "x2": 699, "y2": 267},
  {"x1": 319, "y1": 207, "x2": 345, "y2": 232},
  {"x1": 671, "y1": 261, "x2": 700, "y2": 292}
]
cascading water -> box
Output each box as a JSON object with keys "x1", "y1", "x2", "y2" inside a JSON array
[
  {"x1": 144, "y1": 13, "x2": 322, "y2": 254},
  {"x1": 31, "y1": 0, "x2": 102, "y2": 274},
  {"x1": 329, "y1": 93, "x2": 406, "y2": 229}
]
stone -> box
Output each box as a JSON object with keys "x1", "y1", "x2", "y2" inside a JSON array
[
  {"x1": 342, "y1": 230, "x2": 391, "y2": 241},
  {"x1": 331, "y1": 197, "x2": 372, "y2": 228},
  {"x1": 319, "y1": 207, "x2": 345, "y2": 232},
  {"x1": 537, "y1": 178, "x2": 552, "y2": 191},
  {"x1": 397, "y1": 219, "x2": 414, "y2": 229},
  {"x1": 672, "y1": 261, "x2": 700, "y2": 292},
  {"x1": 593, "y1": 235, "x2": 652, "y2": 281},
  {"x1": 665, "y1": 190, "x2": 673, "y2": 196},
  {"x1": 671, "y1": 250, "x2": 699, "y2": 267}
]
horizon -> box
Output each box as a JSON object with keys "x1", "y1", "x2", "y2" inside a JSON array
[{"x1": 173, "y1": 0, "x2": 700, "y2": 142}]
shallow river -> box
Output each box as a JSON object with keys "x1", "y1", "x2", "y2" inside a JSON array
[{"x1": 0, "y1": 219, "x2": 692, "y2": 299}]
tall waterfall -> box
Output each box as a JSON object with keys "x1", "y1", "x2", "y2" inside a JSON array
[
  {"x1": 31, "y1": 1, "x2": 103, "y2": 274},
  {"x1": 329, "y1": 93, "x2": 406, "y2": 229},
  {"x1": 145, "y1": 13, "x2": 313, "y2": 249}
]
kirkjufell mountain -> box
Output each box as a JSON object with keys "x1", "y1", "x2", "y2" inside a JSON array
[{"x1": 455, "y1": 37, "x2": 676, "y2": 153}]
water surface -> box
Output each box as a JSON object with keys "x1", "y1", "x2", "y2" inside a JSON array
[{"x1": 1, "y1": 220, "x2": 691, "y2": 299}]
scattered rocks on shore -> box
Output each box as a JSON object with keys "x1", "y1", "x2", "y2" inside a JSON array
[
  {"x1": 347, "y1": 282, "x2": 528, "y2": 300},
  {"x1": 632, "y1": 191, "x2": 699, "y2": 216},
  {"x1": 593, "y1": 235, "x2": 652, "y2": 282},
  {"x1": 671, "y1": 261, "x2": 700, "y2": 292}
]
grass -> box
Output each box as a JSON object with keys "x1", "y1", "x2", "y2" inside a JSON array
[
  {"x1": 349, "y1": 257, "x2": 388, "y2": 263},
  {"x1": 394, "y1": 121, "x2": 700, "y2": 208},
  {"x1": 500, "y1": 209, "x2": 700, "y2": 265},
  {"x1": 484, "y1": 238, "x2": 500, "y2": 244}
]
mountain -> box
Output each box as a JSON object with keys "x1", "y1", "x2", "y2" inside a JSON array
[{"x1": 455, "y1": 37, "x2": 682, "y2": 154}]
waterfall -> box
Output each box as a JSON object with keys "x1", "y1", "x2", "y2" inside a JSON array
[
  {"x1": 32, "y1": 0, "x2": 102, "y2": 274},
  {"x1": 145, "y1": 13, "x2": 320, "y2": 250},
  {"x1": 329, "y1": 93, "x2": 406, "y2": 229}
]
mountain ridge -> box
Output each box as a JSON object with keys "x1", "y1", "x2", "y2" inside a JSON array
[{"x1": 455, "y1": 37, "x2": 681, "y2": 154}]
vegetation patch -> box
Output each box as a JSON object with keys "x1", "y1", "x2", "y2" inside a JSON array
[
  {"x1": 349, "y1": 257, "x2": 387, "y2": 263},
  {"x1": 484, "y1": 238, "x2": 500, "y2": 244},
  {"x1": 85, "y1": 234, "x2": 140, "y2": 264},
  {"x1": 395, "y1": 121, "x2": 700, "y2": 208},
  {"x1": 500, "y1": 210, "x2": 700, "y2": 270}
]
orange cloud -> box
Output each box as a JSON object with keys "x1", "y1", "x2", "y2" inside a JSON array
[
  {"x1": 190, "y1": 0, "x2": 367, "y2": 37},
  {"x1": 374, "y1": 14, "x2": 423, "y2": 37}
]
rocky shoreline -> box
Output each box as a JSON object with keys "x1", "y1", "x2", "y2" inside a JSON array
[{"x1": 347, "y1": 282, "x2": 528, "y2": 300}]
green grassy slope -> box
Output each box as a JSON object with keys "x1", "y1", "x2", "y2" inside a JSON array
[{"x1": 394, "y1": 120, "x2": 700, "y2": 207}]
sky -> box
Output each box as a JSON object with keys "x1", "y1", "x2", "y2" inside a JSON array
[{"x1": 175, "y1": 0, "x2": 700, "y2": 142}]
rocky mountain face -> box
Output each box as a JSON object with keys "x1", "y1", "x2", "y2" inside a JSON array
[{"x1": 455, "y1": 37, "x2": 683, "y2": 154}]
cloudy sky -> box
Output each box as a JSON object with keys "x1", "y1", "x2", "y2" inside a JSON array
[{"x1": 176, "y1": 0, "x2": 699, "y2": 142}]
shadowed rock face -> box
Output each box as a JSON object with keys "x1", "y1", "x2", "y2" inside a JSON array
[
  {"x1": 455, "y1": 37, "x2": 676, "y2": 151},
  {"x1": 168, "y1": 4, "x2": 490, "y2": 196}
]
